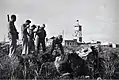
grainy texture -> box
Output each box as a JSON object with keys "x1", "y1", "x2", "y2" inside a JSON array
[{"x1": 0, "y1": 42, "x2": 119, "y2": 79}]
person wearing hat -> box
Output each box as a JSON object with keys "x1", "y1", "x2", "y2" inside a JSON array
[
  {"x1": 28, "y1": 24, "x2": 36, "y2": 53},
  {"x1": 35, "y1": 24, "x2": 47, "y2": 53},
  {"x1": 21, "y1": 20, "x2": 31, "y2": 55},
  {"x1": 8, "y1": 14, "x2": 19, "y2": 57}
]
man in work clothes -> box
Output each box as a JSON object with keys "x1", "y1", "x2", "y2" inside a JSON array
[
  {"x1": 50, "y1": 35, "x2": 64, "y2": 55},
  {"x1": 21, "y1": 20, "x2": 31, "y2": 55},
  {"x1": 35, "y1": 24, "x2": 47, "y2": 53},
  {"x1": 8, "y1": 15, "x2": 19, "y2": 57},
  {"x1": 28, "y1": 25, "x2": 36, "y2": 53}
]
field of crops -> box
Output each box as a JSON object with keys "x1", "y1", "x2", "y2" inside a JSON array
[{"x1": 0, "y1": 42, "x2": 119, "y2": 79}]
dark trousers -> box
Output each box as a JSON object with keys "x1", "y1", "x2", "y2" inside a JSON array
[
  {"x1": 36, "y1": 36, "x2": 46, "y2": 53},
  {"x1": 28, "y1": 39, "x2": 35, "y2": 53},
  {"x1": 51, "y1": 43, "x2": 64, "y2": 55}
]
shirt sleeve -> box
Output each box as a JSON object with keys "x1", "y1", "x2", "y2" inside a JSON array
[
  {"x1": 44, "y1": 30, "x2": 47, "y2": 37},
  {"x1": 60, "y1": 38, "x2": 63, "y2": 43},
  {"x1": 21, "y1": 24, "x2": 25, "y2": 38},
  {"x1": 21, "y1": 24, "x2": 24, "y2": 33},
  {"x1": 8, "y1": 21, "x2": 18, "y2": 34},
  {"x1": 8, "y1": 22, "x2": 13, "y2": 34}
]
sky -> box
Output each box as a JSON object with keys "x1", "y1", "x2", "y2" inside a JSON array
[{"x1": 0, "y1": 0, "x2": 119, "y2": 43}]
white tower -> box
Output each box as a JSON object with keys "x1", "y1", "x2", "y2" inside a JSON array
[{"x1": 74, "y1": 20, "x2": 82, "y2": 43}]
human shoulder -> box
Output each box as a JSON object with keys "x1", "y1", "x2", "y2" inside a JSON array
[
  {"x1": 9, "y1": 21, "x2": 12, "y2": 24},
  {"x1": 9, "y1": 21, "x2": 13, "y2": 26},
  {"x1": 43, "y1": 29, "x2": 46, "y2": 31},
  {"x1": 54, "y1": 37, "x2": 58, "y2": 40},
  {"x1": 21, "y1": 24, "x2": 27, "y2": 29},
  {"x1": 22, "y1": 24, "x2": 26, "y2": 27}
]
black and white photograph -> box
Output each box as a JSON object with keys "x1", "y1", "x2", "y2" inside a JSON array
[{"x1": 0, "y1": 0, "x2": 119, "y2": 79}]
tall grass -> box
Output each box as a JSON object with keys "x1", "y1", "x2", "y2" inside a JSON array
[{"x1": 0, "y1": 42, "x2": 119, "y2": 79}]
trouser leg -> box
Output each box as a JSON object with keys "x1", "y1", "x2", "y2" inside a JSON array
[
  {"x1": 22, "y1": 39, "x2": 25, "y2": 55},
  {"x1": 36, "y1": 37, "x2": 40, "y2": 53},
  {"x1": 50, "y1": 43, "x2": 55, "y2": 54},
  {"x1": 22, "y1": 38, "x2": 29, "y2": 55},
  {"x1": 9, "y1": 40, "x2": 13, "y2": 57},
  {"x1": 32, "y1": 40, "x2": 35, "y2": 52},
  {"x1": 29, "y1": 39, "x2": 35, "y2": 53},
  {"x1": 41, "y1": 40, "x2": 46, "y2": 52},
  {"x1": 59, "y1": 44, "x2": 64, "y2": 55},
  {"x1": 9, "y1": 37, "x2": 17, "y2": 57},
  {"x1": 28, "y1": 40, "x2": 31, "y2": 53}
]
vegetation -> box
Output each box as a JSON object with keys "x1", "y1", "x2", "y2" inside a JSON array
[{"x1": 0, "y1": 42, "x2": 119, "y2": 79}]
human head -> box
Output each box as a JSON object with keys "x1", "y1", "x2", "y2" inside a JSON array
[
  {"x1": 31, "y1": 25, "x2": 36, "y2": 30},
  {"x1": 37, "y1": 25, "x2": 40, "y2": 29},
  {"x1": 97, "y1": 41, "x2": 101, "y2": 45},
  {"x1": 76, "y1": 20, "x2": 79, "y2": 22},
  {"x1": 90, "y1": 46, "x2": 96, "y2": 51},
  {"x1": 58, "y1": 35, "x2": 62, "y2": 39},
  {"x1": 11, "y1": 15, "x2": 16, "y2": 22},
  {"x1": 25, "y1": 20, "x2": 31, "y2": 25},
  {"x1": 43, "y1": 24, "x2": 45, "y2": 28},
  {"x1": 41, "y1": 24, "x2": 45, "y2": 28},
  {"x1": 40, "y1": 24, "x2": 45, "y2": 30}
]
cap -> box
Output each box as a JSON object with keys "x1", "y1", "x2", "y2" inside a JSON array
[
  {"x1": 31, "y1": 25, "x2": 36, "y2": 29},
  {"x1": 31, "y1": 25, "x2": 36, "y2": 28},
  {"x1": 26, "y1": 20, "x2": 31, "y2": 23}
]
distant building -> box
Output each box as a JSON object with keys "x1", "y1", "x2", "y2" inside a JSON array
[
  {"x1": 73, "y1": 20, "x2": 82, "y2": 43},
  {"x1": 46, "y1": 38, "x2": 53, "y2": 46},
  {"x1": 65, "y1": 39, "x2": 78, "y2": 47},
  {"x1": 101, "y1": 42, "x2": 117, "y2": 48},
  {"x1": 64, "y1": 39, "x2": 101, "y2": 47},
  {"x1": 65, "y1": 20, "x2": 83, "y2": 47}
]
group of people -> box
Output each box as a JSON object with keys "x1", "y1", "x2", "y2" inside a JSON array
[
  {"x1": 21, "y1": 20, "x2": 47, "y2": 55},
  {"x1": 8, "y1": 14, "x2": 64, "y2": 57},
  {"x1": 6, "y1": 14, "x2": 104, "y2": 79}
]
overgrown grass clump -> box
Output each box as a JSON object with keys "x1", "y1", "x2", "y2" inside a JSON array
[{"x1": 0, "y1": 42, "x2": 119, "y2": 79}]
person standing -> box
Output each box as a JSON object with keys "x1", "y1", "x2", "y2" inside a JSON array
[
  {"x1": 21, "y1": 20, "x2": 31, "y2": 55},
  {"x1": 8, "y1": 14, "x2": 19, "y2": 57},
  {"x1": 28, "y1": 25, "x2": 36, "y2": 53},
  {"x1": 35, "y1": 24, "x2": 47, "y2": 53}
]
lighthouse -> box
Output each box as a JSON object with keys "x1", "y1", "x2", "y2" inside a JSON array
[{"x1": 74, "y1": 20, "x2": 82, "y2": 43}]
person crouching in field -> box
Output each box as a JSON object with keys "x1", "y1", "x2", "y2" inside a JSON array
[
  {"x1": 21, "y1": 20, "x2": 31, "y2": 55},
  {"x1": 28, "y1": 25, "x2": 36, "y2": 53},
  {"x1": 8, "y1": 15, "x2": 19, "y2": 57},
  {"x1": 35, "y1": 24, "x2": 47, "y2": 53},
  {"x1": 50, "y1": 35, "x2": 64, "y2": 55}
]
